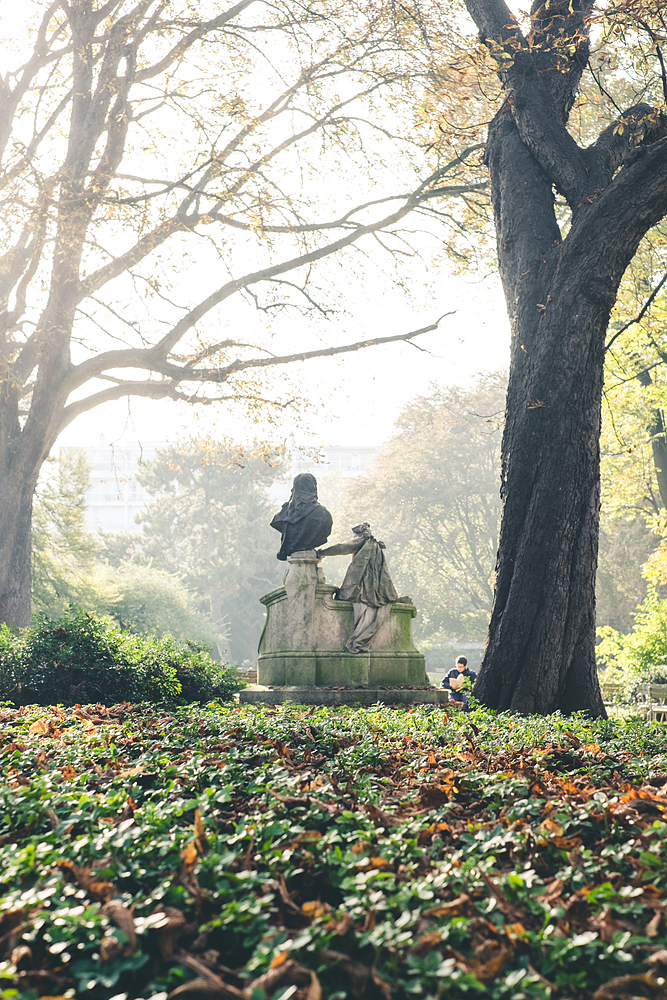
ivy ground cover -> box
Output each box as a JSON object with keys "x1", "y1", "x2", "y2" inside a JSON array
[{"x1": 4, "y1": 704, "x2": 667, "y2": 1000}]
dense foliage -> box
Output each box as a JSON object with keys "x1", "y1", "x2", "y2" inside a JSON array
[
  {"x1": 32, "y1": 450, "x2": 114, "y2": 619},
  {"x1": 100, "y1": 439, "x2": 286, "y2": 664},
  {"x1": 33, "y1": 452, "x2": 220, "y2": 652},
  {"x1": 0, "y1": 610, "x2": 243, "y2": 708},
  {"x1": 597, "y1": 587, "x2": 667, "y2": 683},
  {"x1": 3, "y1": 703, "x2": 667, "y2": 999},
  {"x1": 338, "y1": 376, "x2": 506, "y2": 645}
]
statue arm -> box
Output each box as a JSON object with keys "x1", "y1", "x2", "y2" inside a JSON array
[{"x1": 317, "y1": 538, "x2": 364, "y2": 558}]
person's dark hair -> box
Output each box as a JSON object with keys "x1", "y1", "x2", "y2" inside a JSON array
[{"x1": 456, "y1": 656, "x2": 468, "y2": 666}]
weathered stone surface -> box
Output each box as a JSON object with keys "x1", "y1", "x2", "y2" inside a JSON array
[
  {"x1": 257, "y1": 576, "x2": 427, "y2": 687},
  {"x1": 282, "y1": 551, "x2": 319, "y2": 683},
  {"x1": 240, "y1": 686, "x2": 449, "y2": 705}
]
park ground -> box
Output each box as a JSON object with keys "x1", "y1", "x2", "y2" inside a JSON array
[{"x1": 3, "y1": 703, "x2": 667, "y2": 999}]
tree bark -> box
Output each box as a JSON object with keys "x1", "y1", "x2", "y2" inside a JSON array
[
  {"x1": 465, "y1": 0, "x2": 667, "y2": 715},
  {"x1": 0, "y1": 464, "x2": 40, "y2": 626}
]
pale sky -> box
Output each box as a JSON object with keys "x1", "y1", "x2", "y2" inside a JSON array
[
  {"x1": 57, "y1": 269, "x2": 510, "y2": 452},
  {"x1": 3, "y1": 2, "x2": 510, "y2": 457}
]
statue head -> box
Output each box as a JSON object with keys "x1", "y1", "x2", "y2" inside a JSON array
[
  {"x1": 352, "y1": 522, "x2": 372, "y2": 538},
  {"x1": 291, "y1": 472, "x2": 318, "y2": 499}
]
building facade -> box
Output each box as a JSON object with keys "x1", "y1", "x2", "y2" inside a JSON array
[
  {"x1": 81, "y1": 439, "x2": 379, "y2": 534},
  {"x1": 84, "y1": 438, "x2": 161, "y2": 534}
]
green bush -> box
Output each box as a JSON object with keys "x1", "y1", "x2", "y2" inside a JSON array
[
  {"x1": 0, "y1": 609, "x2": 245, "y2": 707},
  {"x1": 597, "y1": 586, "x2": 667, "y2": 681}
]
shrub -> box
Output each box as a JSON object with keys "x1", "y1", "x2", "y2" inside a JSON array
[
  {"x1": 0, "y1": 609, "x2": 245, "y2": 707},
  {"x1": 597, "y1": 586, "x2": 667, "y2": 679}
]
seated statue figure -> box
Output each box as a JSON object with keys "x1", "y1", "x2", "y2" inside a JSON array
[
  {"x1": 270, "y1": 473, "x2": 333, "y2": 561},
  {"x1": 317, "y1": 522, "x2": 398, "y2": 653}
]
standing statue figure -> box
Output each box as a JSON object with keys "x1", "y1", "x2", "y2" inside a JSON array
[
  {"x1": 317, "y1": 523, "x2": 398, "y2": 653},
  {"x1": 270, "y1": 473, "x2": 333, "y2": 561}
]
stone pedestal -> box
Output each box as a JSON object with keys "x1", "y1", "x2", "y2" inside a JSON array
[
  {"x1": 252, "y1": 560, "x2": 427, "y2": 689},
  {"x1": 242, "y1": 686, "x2": 450, "y2": 706},
  {"x1": 283, "y1": 550, "x2": 319, "y2": 685}
]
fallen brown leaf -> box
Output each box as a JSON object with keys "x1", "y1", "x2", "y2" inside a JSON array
[
  {"x1": 194, "y1": 807, "x2": 209, "y2": 855},
  {"x1": 101, "y1": 900, "x2": 136, "y2": 953},
  {"x1": 153, "y1": 907, "x2": 185, "y2": 960},
  {"x1": 473, "y1": 945, "x2": 513, "y2": 983},
  {"x1": 330, "y1": 911, "x2": 353, "y2": 936},
  {"x1": 246, "y1": 958, "x2": 311, "y2": 997},
  {"x1": 301, "y1": 900, "x2": 331, "y2": 920},
  {"x1": 424, "y1": 893, "x2": 477, "y2": 919},
  {"x1": 592, "y1": 972, "x2": 663, "y2": 999},
  {"x1": 410, "y1": 931, "x2": 442, "y2": 956},
  {"x1": 646, "y1": 910, "x2": 662, "y2": 939},
  {"x1": 57, "y1": 860, "x2": 114, "y2": 902},
  {"x1": 307, "y1": 969, "x2": 322, "y2": 1000},
  {"x1": 167, "y1": 977, "x2": 237, "y2": 999}
]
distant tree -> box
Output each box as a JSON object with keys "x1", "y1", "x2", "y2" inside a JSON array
[
  {"x1": 33, "y1": 449, "x2": 217, "y2": 646},
  {"x1": 338, "y1": 374, "x2": 506, "y2": 644},
  {"x1": 109, "y1": 563, "x2": 221, "y2": 651},
  {"x1": 110, "y1": 438, "x2": 286, "y2": 663},
  {"x1": 596, "y1": 515, "x2": 657, "y2": 634},
  {"x1": 597, "y1": 586, "x2": 667, "y2": 681},
  {"x1": 0, "y1": 0, "x2": 485, "y2": 627},
  {"x1": 601, "y1": 231, "x2": 667, "y2": 517},
  {"x1": 32, "y1": 448, "x2": 114, "y2": 615}
]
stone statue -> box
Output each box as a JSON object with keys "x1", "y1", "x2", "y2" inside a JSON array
[
  {"x1": 317, "y1": 522, "x2": 398, "y2": 653},
  {"x1": 270, "y1": 472, "x2": 333, "y2": 561}
]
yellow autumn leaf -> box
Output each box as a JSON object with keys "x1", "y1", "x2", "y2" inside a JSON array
[
  {"x1": 181, "y1": 842, "x2": 198, "y2": 866},
  {"x1": 301, "y1": 900, "x2": 329, "y2": 920}
]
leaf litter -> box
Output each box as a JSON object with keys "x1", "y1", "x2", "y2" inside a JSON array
[{"x1": 3, "y1": 702, "x2": 667, "y2": 998}]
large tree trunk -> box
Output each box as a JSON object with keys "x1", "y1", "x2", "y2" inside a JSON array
[
  {"x1": 475, "y1": 242, "x2": 608, "y2": 715},
  {"x1": 0, "y1": 465, "x2": 40, "y2": 627},
  {"x1": 471, "y1": 100, "x2": 609, "y2": 715},
  {"x1": 464, "y1": 0, "x2": 667, "y2": 716}
]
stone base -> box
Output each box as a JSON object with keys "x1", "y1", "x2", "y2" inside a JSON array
[
  {"x1": 258, "y1": 578, "x2": 427, "y2": 688},
  {"x1": 258, "y1": 650, "x2": 427, "y2": 687},
  {"x1": 239, "y1": 685, "x2": 451, "y2": 706}
]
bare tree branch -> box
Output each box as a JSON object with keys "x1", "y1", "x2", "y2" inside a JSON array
[{"x1": 606, "y1": 270, "x2": 667, "y2": 352}]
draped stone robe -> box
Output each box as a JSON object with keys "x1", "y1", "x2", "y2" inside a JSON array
[{"x1": 318, "y1": 526, "x2": 397, "y2": 654}]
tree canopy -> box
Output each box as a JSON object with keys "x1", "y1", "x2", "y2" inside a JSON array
[
  {"x1": 32, "y1": 447, "x2": 221, "y2": 648},
  {"x1": 338, "y1": 373, "x2": 505, "y2": 645},
  {"x1": 0, "y1": 0, "x2": 487, "y2": 626}
]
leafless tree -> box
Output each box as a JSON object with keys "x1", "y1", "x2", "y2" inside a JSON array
[{"x1": 0, "y1": 0, "x2": 486, "y2": 625}]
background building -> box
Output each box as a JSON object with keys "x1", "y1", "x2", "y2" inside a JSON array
[
  {"x1": 84, "y1": 438, "x2": 162, "y2": 533},
  {"x1": 269, "y1": 445, "x2": 380, "y2": 505},
  {"x1": 81, "y1": 438, "x2": 379, "y2": 533}
]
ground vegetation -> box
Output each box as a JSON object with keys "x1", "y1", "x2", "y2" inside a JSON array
[{"x1": 3, "y1": 703, "x2": 667, "y2": 998}]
